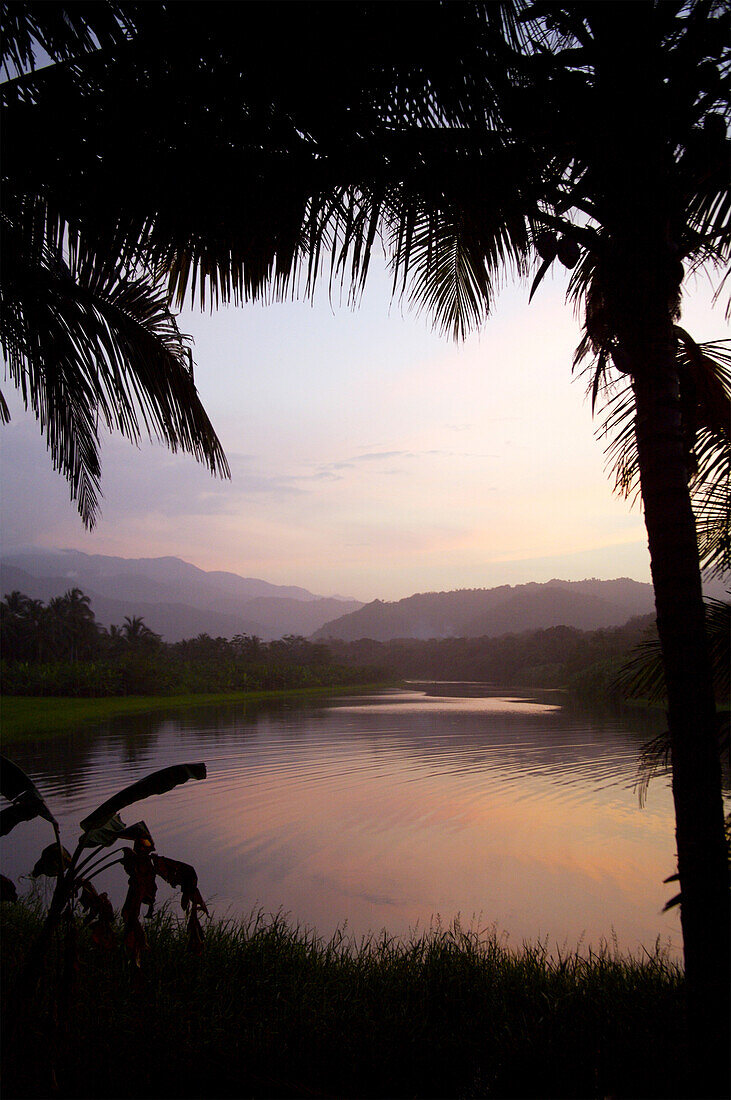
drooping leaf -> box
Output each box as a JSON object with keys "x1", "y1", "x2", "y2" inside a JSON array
[
  {"x1": 0, "y1": 200, "x2": 230, "y2": 528},
  {"x1": 0, "y1": 755, "x2": 38, "y2": 802},
  {"x1": 0, "y1": 874, "x2": 18, "y2": 902},
  {"x1": 154, "y1": 854, "x2": 208, "y2": 916},
  {"x1": 617, "y1": 599, "x2": 729, "y2": 707},
  {"x1": 0, "y1": 754, "x2": 57, "y2": 834},
  {"x1": 79, "y1": 812, "x2": 128, "y2": 849},
  {"x1": 590, "y1": 335, "x2": 731, "y2": 578},
  {"x1": 79, "y1": 814, "x2": 154, "y2": 850},
  {"x1": 78, "y1": 880, "x2": 116, "y2": 949},
  {"x1": 121, "y1": 847, "x2": 158, "y2": 911},
  {"x1": 79, "y1": 763, "x2": 206, "y2": 833},
  {"x1": 153, "y1": 854, "x2": 208, "y2": 951},
  {"x1": 120, "y1": 847, "x2": 157, "y2": 965},
  {"x1": 187, "y1": 906, "x2": 206, "y2": 956},
  {"x1": 32, "y1": 843, "x2": 72, "y2": 878},
  {"x1": 153, "y1": 854, "x2": 195, "y2": 903},
  {"x1": 0, "y1": 791, "x2": 51, "y2": 838}
]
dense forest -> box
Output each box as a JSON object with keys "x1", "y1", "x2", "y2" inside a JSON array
[
  {"x1": 326, "y1": 616, "x2": 660, "y2": 698},
  {"x1": 0, "y1": 586, "x2": 667, "y2": 701},
  {"x1": 0, "y1": 589, "x2": 386, "y2": 696}
]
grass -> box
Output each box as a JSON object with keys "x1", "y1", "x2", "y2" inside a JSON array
[
  {"x1": 1, "y1": 900, "x2": 689, "y2": 1099},
  {"x1": 0, "y1": 684, "x2": 391, "y2": 744}
]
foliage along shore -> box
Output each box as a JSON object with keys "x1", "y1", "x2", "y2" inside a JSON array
[
  {"x1": 3, "y1": 590, "x2": 727, "y2": 741},
  {"x1": 1, "y1": 586, "x2": 658, "y2": 704},
  {"x1": 1, "y1": 900, "x2": 688, "y2": 1100},
  {"x1": 0, "y1": 683, "x2": 392, "y2": 745}
]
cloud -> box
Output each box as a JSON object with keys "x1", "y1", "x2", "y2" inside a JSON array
[
  {"x1": 287, "y1": 470, "x2": 344, "y2": 483},
  {"x1": 349, "y1": 450, "x2": 415, "y2": 462},
  {"x1": 318, "y1": 448, "x2": 496, "y2": 477}
]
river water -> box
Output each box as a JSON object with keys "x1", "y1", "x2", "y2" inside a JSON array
[{"x1": 2, "y1": 685, "x2": 692, "y2": 958}]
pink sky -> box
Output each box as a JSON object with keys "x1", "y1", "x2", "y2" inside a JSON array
[{"x1": 1, "y1": 264, "x2": 725, "y2": 600}]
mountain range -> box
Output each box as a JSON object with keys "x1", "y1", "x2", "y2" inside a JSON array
[
  {"x1": 0, "y1": 550, "x2": 362, "y2": 642},
  {"x1": 2, "y1": 550, "x2": 665, "y2": 643},
  {"x1": 0, "y1": 552, "x2": 667, "y2": 643},
  {"x1": 312, "y1": 578, "x2": 658, "y2": 641}
]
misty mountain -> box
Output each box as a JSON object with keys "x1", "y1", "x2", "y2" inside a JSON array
[
  {"x1": 313, "y1": 578, "x2": 657, "y2": 641},
  {"x1": 0, "y1": 551, "x2": 362, "y2": 642}
]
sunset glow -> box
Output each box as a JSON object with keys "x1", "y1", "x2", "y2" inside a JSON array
[{"x1": 0, "y1": 266, "x2": 724, "y2": 598}]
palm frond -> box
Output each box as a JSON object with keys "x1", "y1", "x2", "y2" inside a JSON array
[
  {"x1": 588, "y1": 332, "x2": 731, "y2": 577},
  {"x1": 0, "y1": 206, "x2": 229, "y2": 527},
  {"x1": 616, "y1": 597, "x2": 730, "y2": 707},
  {"x1": 623, "y1": 597, "x2": 729, "y2": 807},
  {"x1": 395, "y1": 209, "x2": 501, "y2": 340},
  {"x1": 0, "y1": 2, "x2": 135, "y2": 79}
]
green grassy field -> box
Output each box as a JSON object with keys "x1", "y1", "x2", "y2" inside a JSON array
[
  {"x1": 0, "y1": 684, "x2": 390, "y2": 744},
  {"x1": 1, "y1": 902, "x2": 689, "y2": 1099}
]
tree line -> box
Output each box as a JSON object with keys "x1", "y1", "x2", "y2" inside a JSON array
[
  {"x1": 327, "y1": 617, "x2": 660, "y2": 699},
  {"x1": 0, "y1": 589, "x2": 387, "y2": 697},
  {"x1": 5, "y1": 588, "x2": 727, "y2": 706}
]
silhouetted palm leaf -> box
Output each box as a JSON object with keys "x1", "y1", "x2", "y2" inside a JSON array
[
  {"x1": 1, "y1": 196, "x2": 229, "y2": 526},
  {"x1": 625, "y1": 599, "x2": 730, "y2": 808},
  {"x1": 587, "y1": 334, "x2": 731, "y2": 577},
  {"x1": 618, "y1": 597, "x2": 730, "y2": 707},
  {"x1": 0, "y1": 2, "x2": 134, "y2": 79}
]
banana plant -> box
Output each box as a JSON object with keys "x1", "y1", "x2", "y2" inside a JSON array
[{"x1": 0, "y1": 754, "x2": 209, "y2": 961}]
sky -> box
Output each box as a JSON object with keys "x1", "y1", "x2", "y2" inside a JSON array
[{"x1": 0, "y1": 261, "x2": 726, "y2": 602}]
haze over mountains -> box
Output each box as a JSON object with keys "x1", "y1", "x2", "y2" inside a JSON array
[
  {"x1": 0, "y1": 550, "x2": 362, "y2": 642},
  {"x1": 0, "y1": 549, "x2": 665, "y2": 644},
  {"x1": 313, "y1": 579, "x2": 657, "y2": 641}
]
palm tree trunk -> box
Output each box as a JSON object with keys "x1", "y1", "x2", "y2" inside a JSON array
[
  {"x1": 632, "y1": 344, "x2": 729, "y2": 1096},
  {"x1": 587, "y1": 7, "x2": 730, "y2": 1089}
]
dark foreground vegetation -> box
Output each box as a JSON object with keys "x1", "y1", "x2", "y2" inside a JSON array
[{"x1": 1, "y1": 900, "x2": 688, "y2": 1100}]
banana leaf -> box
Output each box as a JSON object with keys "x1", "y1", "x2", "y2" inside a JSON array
[
  {"x1": 0, "y1": 754, "x2": 57, "y2": 835},
  {"x1": 79, "y1": 762, "x2": 206, "y2": 833},
  {"x1": 154, "y1": 854, "x2": 207, "y2": 914},
  {"x1": 79, "y1": 814, "x2": 154, "y2": 850},
  {"x1": 32, "y1": 843, "x2": 72, "y2": 878}
]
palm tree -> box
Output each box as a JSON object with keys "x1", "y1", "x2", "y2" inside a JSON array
[
  {"x1": 3, "y1": 2, "x2": 728, "y2": 1082},
  {"x1": 1, "y1": 589, "x2": 32, "y2": 660},
  {"x1": 0, "y1": 590, "x2": 51, "y2": 661},
  {"x1": 0, "y1": 5, "x2": 230, "y2": 528},
  {"x1": 59, "y1": 587, "x2": 97, "y2": 662},
  {"x1": 46, "y1": 591, "x2": 93, "y2": 662},
  {"x1": 121, "y1": 615, "x2": 159, "y2": 649}
]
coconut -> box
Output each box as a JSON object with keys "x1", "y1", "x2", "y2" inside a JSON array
[
  {"x1": 612, "y1": 348, "x2": 633, "y2": 375},
  {"x1": 534, "y1": 231, "x2": 557, "y2": 261},
  {"x1": 556, "y1": 236, "x2": 580, "y2": 269}
]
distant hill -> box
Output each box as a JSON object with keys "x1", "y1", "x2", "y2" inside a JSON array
[
  {"x1": 313, "y1": 578, "x2": 657, "y2": 641},
  {"x1": 0, "y1": 551, "x2": 362, "y2": 642}
]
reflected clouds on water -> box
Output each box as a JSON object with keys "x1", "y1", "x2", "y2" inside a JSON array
[{"x1": 2, "y1": 685, "x2": 689, "y2": 957}]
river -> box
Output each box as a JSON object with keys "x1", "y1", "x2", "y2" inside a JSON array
[{"x1": 1, "y1": 684, "x2": 691, "y2": 958}]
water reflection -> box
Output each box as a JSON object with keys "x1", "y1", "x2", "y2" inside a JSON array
[{"x1": 2, "y1": 685, "x2": 690, "y2": 958}]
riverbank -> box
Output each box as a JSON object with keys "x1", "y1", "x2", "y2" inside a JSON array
[
  {"x1": 0, "y1": 683, "x2": 394, "y2": 744},
  {"x1": 1, "y1": 902, "x2": 688, "y2": 1099}
]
